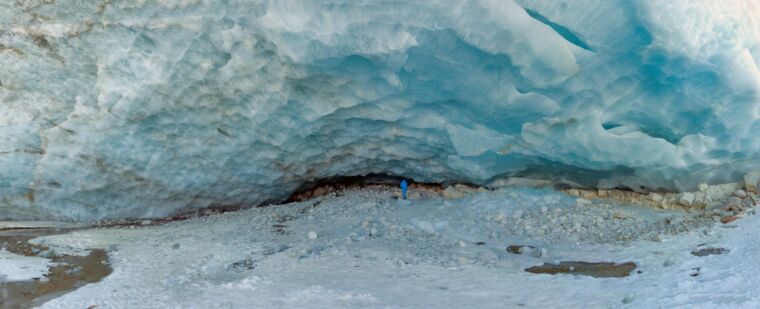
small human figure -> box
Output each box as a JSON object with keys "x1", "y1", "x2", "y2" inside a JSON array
[{"x1": 400, "y1": 180, "x2": 408, "y2": 200}]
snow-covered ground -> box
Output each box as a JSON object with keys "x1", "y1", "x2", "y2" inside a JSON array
[
  {"x1": 0, "y1": 249, "x2": 51, "y2": 283},
  {"x1": 23, "y1": 187, "x2": 760, "y2": 308}
]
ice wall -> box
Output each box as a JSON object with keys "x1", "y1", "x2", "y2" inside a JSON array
[{"x1": 1, "y1": 0, "x2": 759, "y2": 220}]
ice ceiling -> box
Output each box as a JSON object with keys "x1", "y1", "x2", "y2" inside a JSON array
[{"x1": 1, "y1": 0, "x2": 759, "y2": 220}]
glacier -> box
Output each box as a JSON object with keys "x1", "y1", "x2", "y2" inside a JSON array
[{"x1": 0, "y1": 0, "x2": 759, "y2": 220}]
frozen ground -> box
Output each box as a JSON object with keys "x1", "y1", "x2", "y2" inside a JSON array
[{"x1": 19, "y1": 187, "x2": 760, "y2": 308}]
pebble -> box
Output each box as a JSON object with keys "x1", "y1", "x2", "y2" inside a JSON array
[
  {"x1": 307, "y1": 231, "x2": 318, "y2": 240},
  {"x1": 140, "y1": 220, "x2": 152, "y2": 226}
]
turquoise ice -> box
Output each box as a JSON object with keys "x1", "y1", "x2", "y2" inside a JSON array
[{"x1": 0, "y1": 0, "x2": 759, "y2": 220}]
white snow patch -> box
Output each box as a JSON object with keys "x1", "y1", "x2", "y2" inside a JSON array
[{"x1": 0, "y1": 248, "x2": 50, "y2": 282}]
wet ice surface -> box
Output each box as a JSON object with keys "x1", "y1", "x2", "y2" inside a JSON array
[{"x1": 29, "y1": 187, "x2": 760, "y2": 308}]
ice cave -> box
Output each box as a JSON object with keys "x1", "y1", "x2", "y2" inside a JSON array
[{"x1": 2, "y1": 1, "x2": 760, "y2": 308}]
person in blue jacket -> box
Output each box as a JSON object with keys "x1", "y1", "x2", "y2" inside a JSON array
[{"x1": 400, "y1": 180, "x2": 408, "y2": 200}]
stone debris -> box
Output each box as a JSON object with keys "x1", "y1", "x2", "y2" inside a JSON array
[
  {"x1": 564, "y1": 182, "x2": 757, "y2": 217},
  {"x1": 745, "y1": 171, "x2": 760, "y2": 193},
  {"x1": 442, "y1": 184, "x2": 488, "y2": 199}
]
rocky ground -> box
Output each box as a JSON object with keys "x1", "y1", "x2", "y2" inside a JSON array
[{"x1": 2, "y1": 185, "x2": 760, "y2": 308}]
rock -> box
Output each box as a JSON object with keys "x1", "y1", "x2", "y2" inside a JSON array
[
  {"x1": 506, "y1": 245, "x2": 535, "y2": 254},
  {"x1": 704, "y1": 202, "x2": 723, "y2": 211},
  {"x1": 39, "y1": 250, "x2": 55, "y2": 258},
  {"x1": 704, "y1": 183, "x2": 743, "y2": 200},
  {"x1": 649, "y1": 193, "x2": 664, "y2": 203},
  {"x1": 226, "y1": 258, "x2": 256, "y2": 271},
  {"x1": 720, "y1": 216, "x2": 739, "y2": 224},
  {"x1": 727, "y1": 196, "x2": 744, "y2": 206},
  {"x1": 744, "y1": 171, "x2": 760, "y2": 193},
  {"x1": 691, "y1": 247, "x2": 728, "y2": 257},
  {"x1": 622, "y1": 296, "x2": 634, "y2": 304},
  {"x1": 678, "y1": 192, "x2": 695, "y2": 206},
  {"x1": 307, "y1": 231, "x2": 318, "y2": 240},
  {"x1": 698, "y1": 183, "x2": 709, "y2": 191},
  {"x1": 65, "y1": 267, "x2": 83, "y2": 275},
  {"x1": 690, "y1": 267, "x2": 701, "y2": 277},
  {"x1": 140, "y1": 220, "x2": 152, "y2": 226},
  {"x1": 692, "y1": 192, "x2": 708, "y2": 207},
  {"x1": 663, "y1": 260, "x2": 674, "y2": 267}
]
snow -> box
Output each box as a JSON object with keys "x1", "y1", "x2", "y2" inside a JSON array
[
  {"x1": 1, "y1": 1, "x2": 760, "y2": 220},
  {"x1": 25, "y1": 187, "x2": 760, "y2": 308},
  {"x1": 0, "y1": 248, "x2": 50, "y2": 282}
]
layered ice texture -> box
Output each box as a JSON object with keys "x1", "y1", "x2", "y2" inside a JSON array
[{"x1": 1, "y1": 0, "x2": 760, "y2": 220}]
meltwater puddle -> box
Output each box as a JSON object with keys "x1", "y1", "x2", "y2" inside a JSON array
[{"x1": 0, "y1": 227, "x2": 111, "y2": 309}]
